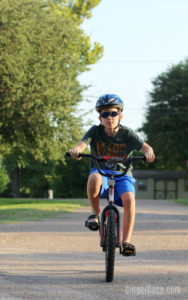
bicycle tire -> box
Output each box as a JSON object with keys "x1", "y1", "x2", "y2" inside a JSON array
[{"x1": 105, "y1": 209, "x2": 116, "y2": 282}]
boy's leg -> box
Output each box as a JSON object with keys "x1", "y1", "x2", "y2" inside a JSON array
[
  {"x1": 120, "y1": 191, "x2": 135, "y2": 244},
  {"x1": 87, "y1": 172, "x2": 102, "y2": 216}
]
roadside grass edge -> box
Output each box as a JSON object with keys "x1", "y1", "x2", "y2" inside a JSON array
[
  {"x1": 172, "y1": 199, "x2": 188, "y2": 206},
  {"x1": 0, "y1": 198, "x2": 89, "y2": 223}
]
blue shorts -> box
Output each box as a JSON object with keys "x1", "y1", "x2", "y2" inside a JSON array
[{"x1": 89, "y1": 168, "x2": 136, "y2": 207}]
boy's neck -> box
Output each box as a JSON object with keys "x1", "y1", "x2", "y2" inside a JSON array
[{"x1": 104, "y1": 125, "x2": 119, "y2": 136}]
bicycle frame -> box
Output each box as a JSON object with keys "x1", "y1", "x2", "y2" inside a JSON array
[
  {"x1": 66, "y1": 153, "x2": 146, "y2": 251},
  {"x1": 66, "y1": 152, "x2": 148, "y2": 282}
]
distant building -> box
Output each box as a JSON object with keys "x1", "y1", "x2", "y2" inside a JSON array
[{"x1": 133, "y1": 170, "x2": 188, "y2": 200}]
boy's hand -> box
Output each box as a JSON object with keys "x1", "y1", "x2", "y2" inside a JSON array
[
  {"x1": 141, "y1": 142, "x2": 155, "y2": 163},
  {"x1": 144, "y1": 151, "x2": 155, "y2": 163},
  {"x1": 68, "y1": 141, "x2": 87, "y2": 160},
  {"x1": 68, "y1": 148, "x2": 82, "y2": 160}
]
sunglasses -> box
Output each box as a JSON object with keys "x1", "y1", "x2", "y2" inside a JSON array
[{"x1": 100, "y1": 111, "x2": 120, "y2": 118}]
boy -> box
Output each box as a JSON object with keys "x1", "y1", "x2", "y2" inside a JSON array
[{"x1": 69, "y1": 94, "x2": 155, "y2": 256}]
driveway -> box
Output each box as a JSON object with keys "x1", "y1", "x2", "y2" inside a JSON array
[{"x1": 0, "y1": 199, "x2": 187, "y2": 300}]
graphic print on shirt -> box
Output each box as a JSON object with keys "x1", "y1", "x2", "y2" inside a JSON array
[{"x1": 96, "y1": 141, "x2": 127, "y2": 170}]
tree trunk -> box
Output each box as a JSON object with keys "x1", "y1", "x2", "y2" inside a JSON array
[{"x1": 11, "y1": 166, "x2": 20, "y2": 198}]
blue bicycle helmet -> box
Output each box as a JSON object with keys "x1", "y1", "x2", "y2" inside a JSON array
[{"x1": 96, "y1": 94, "x2": 124, "y2": 112}]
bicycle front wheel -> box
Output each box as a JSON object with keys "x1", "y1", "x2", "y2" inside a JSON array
[{"x1": 105, "y1": 209, "x2": 116, "y2": 282}]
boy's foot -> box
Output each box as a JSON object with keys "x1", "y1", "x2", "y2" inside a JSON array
[
  {"x1": 85, "y1": 214, "x2": 99, "y2": 231},
  {"x1": 121, "y1": 242, "x2": 136, "y2": 256}
]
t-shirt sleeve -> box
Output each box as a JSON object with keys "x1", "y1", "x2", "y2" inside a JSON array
[
  {"x1": 127, "y1": 128, "x2": 144, "y2": 150},
  {"x1": 81, "y1": 125, "x2": 97, "y2": 145}
]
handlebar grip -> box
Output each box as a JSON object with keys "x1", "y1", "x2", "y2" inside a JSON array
[
  {"x1": 65, "y1": 152, "x2": 91, "y2": 158},
  {"x1": 65, "y1": 152, "x2": 82, "y2": 158},
  {"x1": 65, "y1": 152, "x2": 71, "y2": 157}
]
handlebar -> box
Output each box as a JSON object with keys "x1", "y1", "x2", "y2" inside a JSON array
[{"x1": 65, "y1": 152, "x2": 147, "y2": 178}]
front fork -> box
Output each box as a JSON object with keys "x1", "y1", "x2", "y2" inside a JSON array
[{"x1": 100, "y1": 203, "x2": 121, "y2": 250}]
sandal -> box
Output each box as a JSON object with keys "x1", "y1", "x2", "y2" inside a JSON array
[
  {"x1": 122, "y1": 242, "x2": 136, "y2": 256},
  {"x1": 85, "y1": 214, "x2": 99, "y2": 231}
]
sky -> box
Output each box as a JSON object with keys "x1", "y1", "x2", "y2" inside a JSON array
[{"x1": 78, "y1": 0, "x2": 188, "y2": 133}]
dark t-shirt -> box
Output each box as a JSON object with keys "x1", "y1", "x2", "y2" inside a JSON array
[{"x1": 81, "y1": 124, "x2": 144, "y2": 175}]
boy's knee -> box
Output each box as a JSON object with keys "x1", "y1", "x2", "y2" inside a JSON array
[
  {"x1": 88, "y1": 173, "x2": 102, "y2": 186},
  {"x1": 121, "y1": 192, "x2": 135, "y2": 207},
  {"x1": 87, "y1": 173, "x2": 102, "y2": 199}
]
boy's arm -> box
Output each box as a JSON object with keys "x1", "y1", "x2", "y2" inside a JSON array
[
  {"x1": 141, "y1": 142, "x2": 155, "y2": 162},
  {"x1": 69, "y1": 141, "x2": 88, "y2": 159}
]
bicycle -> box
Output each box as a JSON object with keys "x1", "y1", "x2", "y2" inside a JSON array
[{"x1": 66, "y1": 152, "x2": 146, "y2": 282}]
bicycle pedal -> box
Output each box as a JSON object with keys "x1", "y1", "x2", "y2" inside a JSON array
[{"x1": 122, "y1": 250, "x2": 136, "y2": 257}]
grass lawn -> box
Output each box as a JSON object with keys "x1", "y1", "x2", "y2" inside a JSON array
[
  {"x1": 0, "y1": 198, "x2": 89, "y2": 223},
  {"x1": 173, "y1": 199, "x2": 188, "y2": 206}
]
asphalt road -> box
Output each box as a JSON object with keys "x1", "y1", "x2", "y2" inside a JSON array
[{"x1": 0, "y1": 199, "x2": 188, "y2": 300}]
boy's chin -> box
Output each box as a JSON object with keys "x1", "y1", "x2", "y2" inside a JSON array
[{"x1": 107, "y1": 124, "x2": 116, "y2": 128}]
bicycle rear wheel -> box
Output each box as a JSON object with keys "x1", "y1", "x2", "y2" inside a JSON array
[{"x1": 105, "y1": 209, "x2": 116, "y2": 282}]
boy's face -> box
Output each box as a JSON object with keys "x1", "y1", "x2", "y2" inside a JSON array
[{"x1": 99, "y1": 107, "x2": 123, "y2": 130}]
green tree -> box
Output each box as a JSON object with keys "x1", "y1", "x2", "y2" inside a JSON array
[
  {"x1": 140, "y1": 59, "x2": 188, "y2": 170},
  {"x1": 0, "y1": 163, "x2": 10, "y2": 193},
  {"x1": 53, "y1": 155, "x2": 90, "y2": 198},
  {"x1": 5, "y1": 154, "x2": 90, "y2": 198},
  {"x1": 0, "y1": 0, "x2": 103, "y2": 196},
  {"x1": 20, "y1": 158, "x2": 57, "y2": 198}
]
